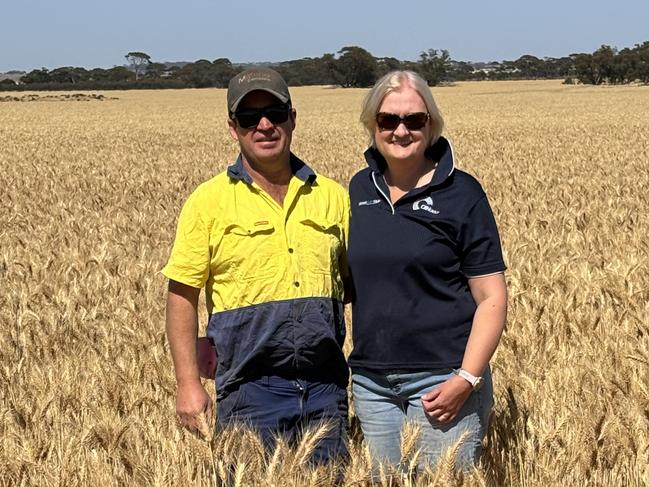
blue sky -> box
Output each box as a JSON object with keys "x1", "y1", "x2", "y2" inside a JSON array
[{"x1": 2, "y1": 0, "x2": 648, "y2": 72}]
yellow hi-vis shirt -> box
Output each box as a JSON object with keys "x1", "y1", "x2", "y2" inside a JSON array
[
  {"x1": 162, "y1": 154, "x2": 350, "y2": 396},
  {"x1": 162, "y1": 154, "x2": 349, "y2": 315}
]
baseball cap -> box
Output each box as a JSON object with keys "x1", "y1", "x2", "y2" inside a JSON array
[{"x1": 227, "y1": 68, "x2": 291, "y2": 114}]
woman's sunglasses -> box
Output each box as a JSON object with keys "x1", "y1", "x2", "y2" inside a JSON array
[
  {"x1": 233, "y1": 104, "x2": 291, "y2": 128},
  {"x1": 376, "y1": 112, "x2": 429, "y2": 131}
]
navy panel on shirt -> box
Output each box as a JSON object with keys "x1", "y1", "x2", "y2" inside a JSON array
[{"x1": 347, "y1": 137, "x2": 506, "y2": 371}]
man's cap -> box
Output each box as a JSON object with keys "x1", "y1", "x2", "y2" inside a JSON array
[{"x1": 227, "y1": 68, "x2": 291, "y2": 114}]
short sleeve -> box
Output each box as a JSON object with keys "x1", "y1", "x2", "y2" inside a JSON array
[
  {"x1": 338, "y1": 190, "x2": 351, "y2": 280},
  {"x1": 459, "y1": 195, "x2": 506, "y2": 277},
  {"x1": 161, "y1": 190, "x2": 211, "y2": 288}
]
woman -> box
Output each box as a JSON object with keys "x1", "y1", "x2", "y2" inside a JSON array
[{"x1": 347, "y1": 70, "x2": 507, "y2": 470}]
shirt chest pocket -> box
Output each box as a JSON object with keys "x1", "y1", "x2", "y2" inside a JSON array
[
  {"x1": 220, "y1": 220, "x2": 279, "y2": 281},
  {"x1": 297, "y1": 217, "x2": 343, "y2": 275}
]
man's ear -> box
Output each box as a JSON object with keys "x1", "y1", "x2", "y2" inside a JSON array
[
  {"x1": 228, "y1": 118, "x2": 239, "y2": 141},
  {"x1": 290, "y1": 108, "x2": 296, "y2": 128}
]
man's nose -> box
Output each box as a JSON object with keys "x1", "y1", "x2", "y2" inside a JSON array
[{"x1": 257, "y1": 115, "x2": 274, "y2": 130}]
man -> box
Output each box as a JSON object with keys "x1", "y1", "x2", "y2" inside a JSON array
[{"x1": 162, "y1": 68, "x2": 350, "y2": 462}]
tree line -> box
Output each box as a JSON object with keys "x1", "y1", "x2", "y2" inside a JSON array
[{"x1": 2, "y1": 42, "x2": 648, "y2": 91}]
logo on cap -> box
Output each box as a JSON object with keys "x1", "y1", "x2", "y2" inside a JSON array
[{"x1": 238, "y1": 72, "x2": 273, "y2": 84}]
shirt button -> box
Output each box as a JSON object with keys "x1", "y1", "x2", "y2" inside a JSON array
[
  {"x1": 288, "y1": 248, "x2": 294, "y2": 253},
  {"x1": 294, "y1": 281, "x2": 300, "y2": 287}
]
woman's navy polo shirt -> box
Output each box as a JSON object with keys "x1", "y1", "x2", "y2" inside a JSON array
[{"x1": 347, "y1": 137, "x2": 506, "y2": 371}]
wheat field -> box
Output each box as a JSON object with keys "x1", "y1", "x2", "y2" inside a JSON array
[{"x1": 1, "y1": 80, "x2": 648, "y2": 486}]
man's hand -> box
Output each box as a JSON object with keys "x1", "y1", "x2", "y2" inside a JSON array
[
  {"x1": 176, "y1": 379, "x2": 213, "y2": 436},
  {"x1": 421, "y1": 375, "x2": 473, "y2": 424}
]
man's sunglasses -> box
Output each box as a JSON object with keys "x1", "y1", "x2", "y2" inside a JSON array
[
  {"x1": 233, "y1": 105, "x2": 291, "y2": 128},
  {"x1": 376, "y1": 112, "x2": 430, "y2": 131}
]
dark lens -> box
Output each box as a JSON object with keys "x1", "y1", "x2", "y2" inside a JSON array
[
  {"x1": 235, "y1": 105, "x2": 290, "y2": 128},
  {"x1": 236, "y1": 111, "x2": 262, "y2": 128},
  {"x1": 376, "y1": 112, "x2": 429, "y2": 131},
  {"x1": 263, "y1": 106, "x2": 290, "y2": 125},
  {"x1": 376, "y1": 113, "x2": 401, "y2": 131},
  {"x1": 403, "y1": 113, "x2": 429, "y2": 130}
]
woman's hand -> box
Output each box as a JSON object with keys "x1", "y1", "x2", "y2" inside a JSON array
[{"x1": 421, "y1": 375, "x2": 473, "y2": 424}]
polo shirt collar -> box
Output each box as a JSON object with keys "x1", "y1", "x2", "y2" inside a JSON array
[
  {"x1": 363, "y1": 136, "x2": 456, "y2": 188},
  {"x1": 227, "y1": 152, "x2": 317, "y2": 185}
]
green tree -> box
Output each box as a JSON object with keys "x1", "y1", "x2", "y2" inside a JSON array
[
  {"x1": 572, "y1": 53, "x2": 600, "y2": 84},
  {"x1": 448, "y1": 61, "x2": 476, "y2": 81},
  {"x1": 611, "y1": 48, "x2": 635, "y2": 84},
  {"x1": 211, "y1": 58, "x2": 236, "y2": 88},
  {"x1": 418, "y1": 49, "x2": 451, "y2": 85},
  {"x1": 376, "y1": 57, "x2": 404, "y2": 77},
  {"x1": 632, "y1": 41, "x2": 649, "y2": 83},
  {"x1": 49, "y1": 67, "x2": 89, "y2": 84},
  {"x1": 321, "y1": 53, "x2": 338, "y2": 83},
  {"x1": 174, "y1": 60, "x2": 216, "y2": 88},
  {"x1": 591, "y1": 45, "x2": 616, "y2": 83},
  {"x1": 106, "y1": 66, "x2": 136, "y2": 82},
  {"x1": 277, "y1": 55, "x2": 336, "y2": 86},
  {"x1": 333, "y1": 46, "x2": 378, "y2": 87},
  {"x1": 88, "y1": 68, "x2": 109, "y2": 82},
  {"x1": 145, "y1": 62, "x2": 167, "y2": 79},
  {"x1": 545, "y1": 57, "x2": 575, "y2": 79},
  {"x1": 20, "y1": 68, "x2": 52, "y2": 84},
  {"x1": 513, "y1": 55, "x2": 546, "y2": 78},
  {"x1": 125, "y1": 51, "x2": 151, "y2": 80}
]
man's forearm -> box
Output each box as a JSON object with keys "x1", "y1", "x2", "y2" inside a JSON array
[{"x1": 166, "y1": 281, "x2": 202, "y2": 385}]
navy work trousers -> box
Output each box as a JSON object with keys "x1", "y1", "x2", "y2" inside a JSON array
[{"x1": 217, "y1": 375, "x2": 349, "y2": 463}]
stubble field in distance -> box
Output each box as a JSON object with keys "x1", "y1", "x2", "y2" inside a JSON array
[{"x1": 1, "y1": 80, "x2": 648, "y2": 486}]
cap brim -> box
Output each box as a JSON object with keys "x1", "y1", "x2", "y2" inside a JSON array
[{"x1": 230, "y1": 88, "x2": 290, "y2": 113}]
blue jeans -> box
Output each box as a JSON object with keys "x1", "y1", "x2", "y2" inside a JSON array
[
  {"x1": 351, "y1": 368, "x2": 493, "y2": 470},
  {"x1": 217, "y1": 375, "x2": 349, "y2": 464}
]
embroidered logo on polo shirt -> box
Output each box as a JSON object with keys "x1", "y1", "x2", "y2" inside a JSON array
[
  {"x1": 358, "y1": 199, "x2": 381, "y2": 206},
  {"x1": 412, "y1": 196, "x2": 439, "y2": 214}
]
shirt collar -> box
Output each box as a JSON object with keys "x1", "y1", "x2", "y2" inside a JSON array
[
  {"x1": 227, "y1": 152, "x2": 317, "y2": 185},
  {"x1": 363, "y1": 135, "x2": 456, "y2": 188}
]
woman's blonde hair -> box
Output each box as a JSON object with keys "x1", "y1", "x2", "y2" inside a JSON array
[{"x1": 360, "y1": 70, "x2": 444, "y2": 148}]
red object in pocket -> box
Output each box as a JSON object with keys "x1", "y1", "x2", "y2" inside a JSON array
[{"x1": 196, "y1": 337, "x2": 217, "y2": 379}]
